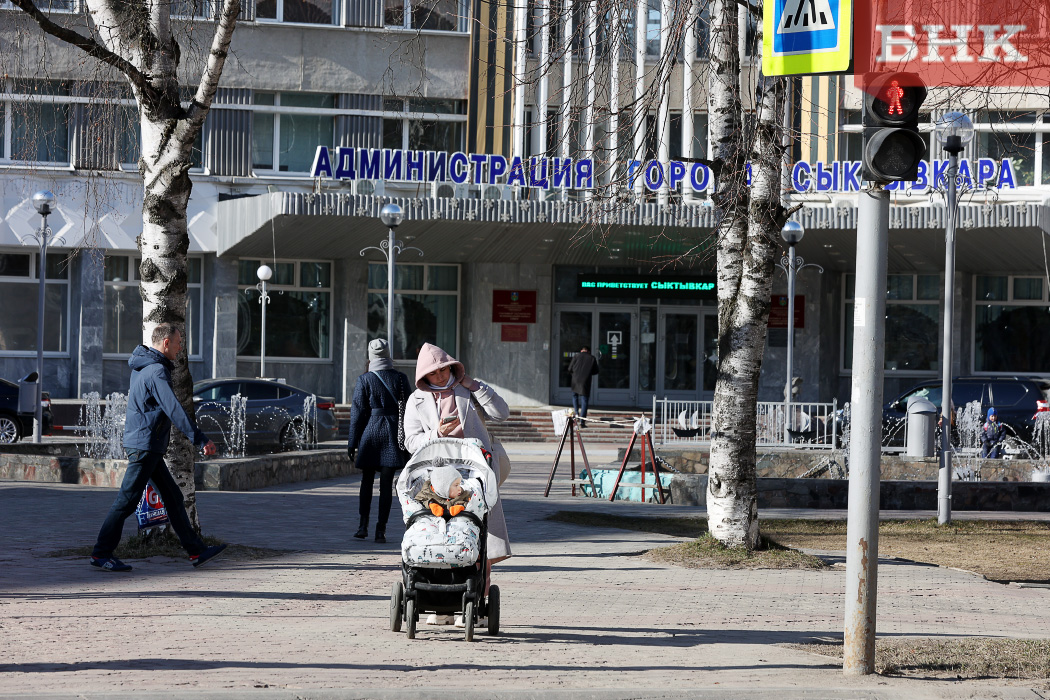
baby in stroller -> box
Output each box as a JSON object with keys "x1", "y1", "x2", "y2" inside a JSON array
[{"x1": 391, "y1": 438, "x2": 501, "y2": 641}]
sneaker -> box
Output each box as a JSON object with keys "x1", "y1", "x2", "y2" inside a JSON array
[
  {"x1": 90, "y1": 556, "x2": 132, "y2": 572},
  {"x1": 425, "y1": 614, "x2": 454, "y2": 625},
  {"x1": 190, "y1": 544, "x2": 228, "y2": 568}
]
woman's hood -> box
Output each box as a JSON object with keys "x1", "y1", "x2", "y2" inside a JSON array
[{"x1": 414, "y1": 342, "x2": 465, "y2": 390}]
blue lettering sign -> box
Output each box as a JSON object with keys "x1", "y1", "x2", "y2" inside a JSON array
[
  {"x1": 668, "y1": 161, "x2": 686, "y2": 192},
  {"x1": 552, "y1": 158, "x2": 573, "y2": 188},
  {"x1": 976, "y1": 158, "x2": 996, "y2": 188},
  {"x1": 507, "y1": 156, "x2": 528, "y2": 187},
  {"x1": 574, "y1": 159, "x2": 593, "y2": 189},
  {"x1": 311, "y1": 146, "x2": 333, "y2": 178},
  {"x1": 449, "y1": 152, "x2": 469, "y2": 184},
  {"x1": 383, "y1": 149, "x2": 403, "y2": 181},
  {"x1": 405, "y1": 150, "x2": 425, "y2": 181},
  {"x1": 689, "y1": 163, "x2": 710, "y2": 191},
  {"x1": 997, "y1": 158, "x2": 1016, "y2": 189},
  {"x1": 627, "y1": 160, "x2": 641, "y2": 190},
  {"x1": 427, "y1": 151, "x2": 448, "y2": 182},
  {"x1": 470, "y1": 154, "x2": 488, "y2": 183},
  {"x1": 529, "y1": 157, "x2": 550, "y2": 189},
  {"x1": 792, "y1": 161, "x2": 812, "y2": 192},
  {"x1": 334, "y1": 147, "x2": 355, "y2": 180},
  {"x1": 360, "y1": 149, "x2": 381, "y2": 179},
  {"x1": 489, "y1": 155, "x2": 508, "y2": 183},
  {"x1": 644, "y1": 161, "x2": 664, "y2": 191}
]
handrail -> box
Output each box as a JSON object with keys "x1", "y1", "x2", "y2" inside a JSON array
[{"x1": 654, "y1": 398, "x2": 839, "y2": 448}]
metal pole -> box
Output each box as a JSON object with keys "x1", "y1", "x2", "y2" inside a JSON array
[
  {"x1": 387, "y1": 225, "x2": 395, "y2": 349},
  {"x1": 33, "y1": 216, "x2": 47, "y2": 444},
  {"x1": 785, "y1": 244, "x2": 796, "y2": 444},
  {"x1": 843, "y1": 187, "x2": 889, "y2": 676},
  {"x1": 938, "y1": 150, "x2": 958, "y2": 525},
  {"x1": 259, "y1": 279, "x2": 268, "y2": 378}
]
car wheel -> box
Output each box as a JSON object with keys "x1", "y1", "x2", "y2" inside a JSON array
[
  {"x1": 0, "y1": 414, "x2": 19, "y2": 444},
  {"x1": 279, "y1": 422, "x2": 297, "y2": 452}
]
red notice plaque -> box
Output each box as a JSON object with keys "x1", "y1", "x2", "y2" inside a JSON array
[
  {"x1": 492, "y1": 290, "x2": 537, "y2": 323},
  {"x1": 768, "y1": 295, "x2": 805, "y2": 329},
  {"x1": 501, "y1": 324, "x2": 528, "y2": 342}
]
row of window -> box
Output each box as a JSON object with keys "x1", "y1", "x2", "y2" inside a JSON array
[
  {"x1": 840, "y1": 111, "x2": 1050, "y2": 187},
  {"x1": 843, "y1": 273, "x2": 1050, "y2": 374},
  {"x1": 0, "y1": 0, "x2": 470, "y2": 30}
]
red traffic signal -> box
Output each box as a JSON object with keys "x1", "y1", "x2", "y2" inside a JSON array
[{"x1": 862, "y1": 72, "x2": 928, "y2": 182}]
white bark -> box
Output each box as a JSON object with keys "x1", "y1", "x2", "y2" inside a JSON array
[
  {"x1": 14, "y1": 0, "x2": 241, "y2": 530},
  {"x1": 706, "y1": 0, "x2": 788, "y2": 550}
]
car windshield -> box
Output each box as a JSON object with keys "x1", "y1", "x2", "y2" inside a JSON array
[{"x1": 901, "y1": 386, "x2": 941, "y2": 409}]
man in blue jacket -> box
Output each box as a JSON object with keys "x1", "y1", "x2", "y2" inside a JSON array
[{"x1": 90, "y1": 322, "x2": 224, "y2": 572}]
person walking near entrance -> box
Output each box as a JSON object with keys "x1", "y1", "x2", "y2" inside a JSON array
[
  {"x1": 90, "y1": 323, "x2": 223, "y2": 572},
  {"x1": 567, "y1": 346, "x2": 599, "y2": 424},
  {"x1": 347, "y1": 338, "x2": 411, "y2": 543}
]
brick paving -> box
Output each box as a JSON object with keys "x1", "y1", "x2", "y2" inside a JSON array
[{"x1": 1, "y1": 444, "x2": 1049, "y2": 698}]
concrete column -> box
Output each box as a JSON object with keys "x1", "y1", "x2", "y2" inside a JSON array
[
  {"x1": 340, "y1": 257, "x2": 369, "y2": 403},
  {"x1": 76, "y1": 251, "x2": 104, "y2": 398},
  {"x1": 211, "y1": 257, "x2": 238, "y2": 379}
]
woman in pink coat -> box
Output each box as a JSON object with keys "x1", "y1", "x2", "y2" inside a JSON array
[{"x1": 403, "y1": 343, "x2": 512, "y2": 570}]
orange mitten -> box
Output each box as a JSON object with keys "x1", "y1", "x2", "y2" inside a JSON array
[
  {"x1": 429, "y1": 503, "x2": 445, "y2": 517},
  {"x1": 449, "y1": 504, "x2": 465, "y2": 517}
]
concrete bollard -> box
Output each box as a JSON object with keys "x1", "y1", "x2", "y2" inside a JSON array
[{"x1": 905, "y1": 396, "x2": 937, "y2": 458}]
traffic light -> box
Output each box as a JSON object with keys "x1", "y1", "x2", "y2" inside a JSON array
[{"x1": 861, "y1": 72, "x2": 928, "y2": 182}]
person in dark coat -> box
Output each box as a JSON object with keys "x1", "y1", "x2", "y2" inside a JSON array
[
  {"x1": 90, "y1": 323, "x2": 224, "y2": 572},
  {"x1": 981, "y1": 406, "x2": 1005, "y2": 459},
  {"x1": 347, "y1": 338, "x2": 412, "y2": 543},
  {"x1": 567, "y1": 346, "x2": 599, "y2": 422}
]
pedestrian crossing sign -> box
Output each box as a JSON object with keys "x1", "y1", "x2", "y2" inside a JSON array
[{"x1": 762, "y1": 0, "x2": 852, "y2": 76}]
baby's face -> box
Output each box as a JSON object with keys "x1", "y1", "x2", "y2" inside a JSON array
[{"x1": 448, "y1": 478, "x2": 463, "y2": 498}]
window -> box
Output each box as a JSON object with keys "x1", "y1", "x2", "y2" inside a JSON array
[
  {"x1": 238, "y1": 259, "x2": 332, "y2": 360},
  {"x1": 257, "y1": 0, "x2": 336, "y2": 24},
  {"x1": 0, "y1": 251, "x2": 69, "y2": 355},
  {"x1": 104, "y1": 256, "x2": 202, "y2": 356},
  {"x1": 3, "y1": 80, "x2": 72, "y2": 164},
  {"x1": 975, "y1": 111, "x2": 1039, "y2": 187},
  {"x1": 117, "y1": 104, "x2": 140, "y2": 167},
  {"x1": 843, "y1": 273, "x2": 941, "y2": 372},
  {"x1": 974, "y1": 275, "x2": 1050, "y2": 373},
  {"x1": 380, "y1": 98, "x2": 467, "y2": 159},
  {"x1": 252, "y1": 92, "x2": 336, "y2": 173},
  {"x1": 367, "y1": 263, "x2": 459, "y2": 361},
  {"x1": 385, "y1": 0, "x2": 468, "y2": 31}
]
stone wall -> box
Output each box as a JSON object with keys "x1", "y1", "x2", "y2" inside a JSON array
[
  {"x1": 671, "y1": 474, "x2": 1050, "y2": 511},
  {"x1": 0, "y1": 449, "x2": 355, "y2": 491}
]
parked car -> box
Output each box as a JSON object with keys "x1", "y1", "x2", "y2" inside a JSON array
[
  {"x1": 882, "y1": 376, "x2": 1050, "y2": 447},
  {"x1": 192, "y1": 378, "x2": 338, "y2": 452},
  {"x1": 0, "y1": 378, "x2": 53, "y2": 443}
]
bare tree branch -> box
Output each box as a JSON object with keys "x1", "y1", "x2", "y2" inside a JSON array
[
  {"x1": 187, "y1": 0, "x2": 241, "y2": 126},
  {"x1": 8, "y1": 0, "x2": 156, "y2": 102}
]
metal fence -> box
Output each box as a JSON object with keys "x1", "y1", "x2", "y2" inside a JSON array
[{"x1": 653, "y1": 398, "x2": 839, "y2": 448}]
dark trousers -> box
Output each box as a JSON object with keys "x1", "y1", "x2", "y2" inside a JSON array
[
  {"x1": 572, "y1": 393, "x2": 590, "y2": 418},
  {"x1": 981, "y1": 443, "x2": 1002, "y2": 459},
  {"x1": 359, "y1": 467, "x2": 396, "y2": 531},
  {"x1": 92, "y1": 449, "x2": 205, "y2": 559}
]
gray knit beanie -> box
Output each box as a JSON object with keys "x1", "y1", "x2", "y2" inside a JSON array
[
  {"x1": 368, "y1": 338, "x2": 391, "y2": 361},
  {"x1": 429, "y1": 465, "x2": 462, "y2": 498}
]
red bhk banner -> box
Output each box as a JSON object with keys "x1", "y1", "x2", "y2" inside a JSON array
[{"x1": 854, "y1": 0, "x2": 1050, "y2": 88}]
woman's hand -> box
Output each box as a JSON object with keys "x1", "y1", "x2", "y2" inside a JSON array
[{"x1": 438, "y1": 416, "x2": 460, "y2": 437}]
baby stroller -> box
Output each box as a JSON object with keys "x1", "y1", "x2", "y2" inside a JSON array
[{"x1": 390, "y1": 437, "x2": 501, "y2": 641}]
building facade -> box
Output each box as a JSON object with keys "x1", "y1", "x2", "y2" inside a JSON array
[{"x1": 0, "y1": 1, "x2": 1048, "y2": 411}]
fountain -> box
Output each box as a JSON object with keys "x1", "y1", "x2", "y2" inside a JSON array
[
  {"x1": 79, "y1": 391, "x2": 127, "y2": 460},
  {"x1": 229, "y1": 393, "x2": 247, "y2": 458}
]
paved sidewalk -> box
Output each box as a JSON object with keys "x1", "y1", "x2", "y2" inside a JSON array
[{"x1": 1, "y1": 445, "x2": 1049, "y2": 699}]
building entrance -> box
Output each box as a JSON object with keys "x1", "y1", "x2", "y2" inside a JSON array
[{"x1": 552, "y1": 305, "x2": 716, "y2": 408}]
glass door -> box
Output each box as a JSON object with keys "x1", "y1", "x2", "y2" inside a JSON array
[
  {"x1": 594, "y1": 310, "x2": 635, "y2": 405},
  {"x1": 658, "y1": 309, "x2": 718, "y2": 399},
  {"x1": 552, "y1": 308, "x2": 594, "y2": 406}
]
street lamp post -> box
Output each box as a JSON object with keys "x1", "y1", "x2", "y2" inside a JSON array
[
  {"x1": 256, "y1": 264, "x2": 272, "y2": 378},
  {"x1": 361, "y1": 204, "x2": 421, "y2": 356},
  {"x1": 777, "y1": 221, "x2": 823, "y2": 444},
  {"x1": 935, "y1": 111, "x2": 974, "y2": 526},
  {"x1": 23, "y1": 191, "x2": 62, "y2": 443}
]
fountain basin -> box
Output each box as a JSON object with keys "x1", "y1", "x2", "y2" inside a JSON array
[{"x1": 0, "y1": 448, "x2": 355, "y2": 491}]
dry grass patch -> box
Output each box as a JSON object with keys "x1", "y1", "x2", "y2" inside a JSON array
[
  {"x1": 763, "y1": 519, "x2": 1050, "y2": 584},
  {"x1": 50, "y1": 530, "x2": 286, "y2": 561},
  {"x1": 547, "y1": 512, "x2": 1050, "y2": 582},
  {"x1": 793, "y1": 638, "x2": 1050, "y2": 681},
  {"x1": 547, "y1": 511, "x2": 827, "y2": 571}
]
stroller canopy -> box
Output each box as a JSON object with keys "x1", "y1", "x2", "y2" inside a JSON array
[{"x1": 396, "y1": 437, "x2": 499, "y2": 509}]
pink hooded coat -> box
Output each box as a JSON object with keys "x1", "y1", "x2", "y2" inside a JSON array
[{"x1": 403, "y1": 343, "x2": 512, "y2": 561}]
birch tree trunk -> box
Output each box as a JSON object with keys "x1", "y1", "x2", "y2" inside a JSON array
[
  {"x1": 706, "y1": 0, "x2": 789, "y2": 549},
  {"x1": 13, "y1": 0, "x2": 240, "y2": 530}
]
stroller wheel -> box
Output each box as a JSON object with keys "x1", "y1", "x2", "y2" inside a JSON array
[
  {"x1": 405, "y1": 598, "x2": 417, "y2": 639},
  {"x1": 486, "y1": 585, "x2": 500, "y2": 636},
  {"x1": 463, "y1": 600, "x2": 475, "y2": 642},
  {"x1": 390, "y1": 582, "x2": 404, "y2": 632}
]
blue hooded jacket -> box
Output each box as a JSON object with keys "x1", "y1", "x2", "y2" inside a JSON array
[{"x1": 123, "y1": 345, "x2": 208, "y2": 452}]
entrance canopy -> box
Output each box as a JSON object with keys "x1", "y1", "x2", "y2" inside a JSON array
[{"x1": 216, "y1": 192, "x2": 1050, "y2": 272}]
